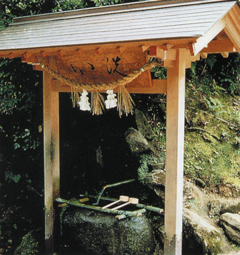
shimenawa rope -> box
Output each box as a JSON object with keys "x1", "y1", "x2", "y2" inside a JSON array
[{"x1": 39, "y1": 57, "x2": 163, "y2": 116}]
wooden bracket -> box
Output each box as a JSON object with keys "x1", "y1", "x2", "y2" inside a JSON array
[
  {"x1": 221, "y1": 52, "x2": 229, "y2": 58},
  {"x1": 141, "y1": 45, "x2": 150, "y2": 52},
  {"x1": 41, "y1": 51, "x2": 50, "y2": 58},
  {"x1": 22, "y1": 53, "x2": 41, "y2": 65},
  {"x1": 8, "y1": 52, "x2": 21, "y2": 59},
  {"x1": 200, "y1": 52, "x2": 208, "y2": 59},
  {"x1": 161, "y1": 44, "x2": 173, "y2": 51},
  {"x1": 188, "y1": 43, "x2": 194, "y2": 56},
  {"x1": 33, "y1": 65, "x2": 43, "y2": 71}
]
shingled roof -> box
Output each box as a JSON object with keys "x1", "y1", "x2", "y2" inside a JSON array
[{"x1": 0, "y1": 0, "x2": 238, "y2": 53}]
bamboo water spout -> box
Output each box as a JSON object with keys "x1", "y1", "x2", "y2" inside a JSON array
[{"x1": 93, "y1": 179, "x2": 135, "y2": 205}]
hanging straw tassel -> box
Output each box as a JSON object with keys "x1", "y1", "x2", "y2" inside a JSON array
[
  {"x1": 118, "y1": 85, "x2": 135, "y2": 117},
  {"x1": 70, "y1": 87, "x2": 81, "y2": 108},
  {"x1": 91, "y1": 91, "x2": 105, "y2": 115}
]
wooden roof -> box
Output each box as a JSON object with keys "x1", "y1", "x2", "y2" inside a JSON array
[
  {"x1": 0, "y1": 0, "x2": 239, "y2": 56},
  {"x1": 0, "y1": 0, "x2": 239, "y2": 92}
]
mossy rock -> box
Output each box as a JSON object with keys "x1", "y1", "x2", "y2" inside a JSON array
[
  {"x1": 125, "y1": 127, "x2": 151, "y2": 154},
  {"x1": 135, "y1": 109, "x2": 156, "y2": 140},
  {"x1": 183, "y1": 208, "x2": 223, "y2": 255}
]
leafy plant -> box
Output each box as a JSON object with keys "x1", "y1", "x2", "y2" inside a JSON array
[{"x1": 5, "y1": 171, "x2": 21, "y2": 183}]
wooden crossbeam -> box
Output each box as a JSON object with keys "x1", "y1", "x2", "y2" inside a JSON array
[
  {"x1": 51, "y1": 79, "x2": 167, "y2": 94},
  {"x1": 0, "y1": 38, "x2": 196, "y2": 60},
  {"x1": 201, "y1": 39, "x2": 236, "y2": 54}
]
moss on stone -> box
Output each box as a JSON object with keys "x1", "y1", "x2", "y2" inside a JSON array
[{"x1": 184, "y1": 82, "x2": 240, "y2": 191}]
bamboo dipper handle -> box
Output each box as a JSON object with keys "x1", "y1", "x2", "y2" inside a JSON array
[
  {"x1": 102, "y1": 195, "x2": 129, "y2": 209},
  {"x1": 111, "y1": 197, "x2": 139, "y2": 210}
]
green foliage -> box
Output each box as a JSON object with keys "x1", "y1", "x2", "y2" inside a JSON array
[
  {"x1": 151, "y1": 66, "x2": 167, "y2": 79},
  {"x1": 184, "y1": 75, "x2": 240, "y2": 189},
  {"x1": 3, "y1": 0, "x2": 55, "y2": 15},
  {"x1": 0, "y1": 58, "x2": 41, "y2": 114},
  {"x1": 13, "y1": 128, "x2": 40, "y2": 150},
  {"x1": 0, "y1": 11, "x2": 13, "y2": 31},
  {"x1": 138, "y1": 155, "x2": 149, "y2": 184},
  {"x1": 91, "y1": 0, "x2": 122, "y2": 6},
  {"x1": 90, "y1": 0, "x2": 138, "y2": 6},
  {"x1": 188, "y1": 54, "x2": 240, "y2": 95},
  {"x1": 5, "y1": 171, "x2": 21, "y2": 183},
  {"x1": 14, "y1": 229, "x2": 43, "y2": 255},
  {"x1": 53, "y1": 0, "x2": 95, "y2": 11},
  {"x1": 137, "y1": 153, "x2": 164, "y2": 184},
  {"x1": 217, "y1": 54, "x2": 240, "y2": 95}
]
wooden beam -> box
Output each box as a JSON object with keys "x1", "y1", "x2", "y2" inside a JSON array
[
  {"x1": 43, "y1": 57, "x2": 60, "y2": 254},
  {"x1": 164, "y1": 48, "x2": 186, "y2": 255},
  {"x1": 128, "y1": 79, "x2": 167, "y2": 94},
  {"x1": 0, "y1": 38, "x2": 197, "y2": 59},
  {"x1": 200, "y1": 39, "x2": 236, "y2": 54},
  {"x1": 51, "y1": 79, "x2": 167, "y2": 94}
]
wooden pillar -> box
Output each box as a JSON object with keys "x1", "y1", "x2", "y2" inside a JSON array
[
  {"x1": 164, "y1": 48, "x2": 186, "y2": 255},
  {"x1": 43, "y1": 65, "x2": 60, "y2": 254}
]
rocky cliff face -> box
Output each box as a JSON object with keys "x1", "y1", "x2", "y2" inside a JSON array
[{"x1": 145, "y1": 168, "x2": 240, "y2": 255}]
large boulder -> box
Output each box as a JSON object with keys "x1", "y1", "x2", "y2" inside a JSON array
[
  {"x1": 125, "y1": 127, "x2": 151, "y2": 154},
  {"x1": 183, "y1": 208, "x2": 223, "y2": 255},
  {"x1": 219, "y1": 213, "x2": 240, "y2": 245},
  {"x1": 62, "y1": 207, "x2": 155, "y2": 255},
  {"x1": 208, "y1": 198, "x2": 240, "y2": 218},
  {"x1": 144, "y1": 170, "x2": 165, "y2": 201},
  {"x1": 135, "y1": 109, "x2": 156, "y2": 140}
]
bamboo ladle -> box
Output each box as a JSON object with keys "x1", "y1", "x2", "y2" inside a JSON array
[
  {"x1": 102, "y1": 195, "x2": 129, "y2": 209},
  {"x1": 111, "y1": 197, "x2": 139, "y2": 210}
]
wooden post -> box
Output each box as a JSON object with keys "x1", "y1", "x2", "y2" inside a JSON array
[
  {"x1": 164, "y1": 49, "x2": 186, "y2": 255},
  {"x1": 43, "y1": 62, "x2": 60, "y2": 254}
]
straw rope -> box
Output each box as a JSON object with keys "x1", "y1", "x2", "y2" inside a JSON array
[
  {"x1": 39, "y1": 57, "x2": 163, "y2": 115},
  {"x1": 40, "y1": 57, "x2": 163, "y2": 91}
]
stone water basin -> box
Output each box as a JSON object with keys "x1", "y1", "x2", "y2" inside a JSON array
[{"x1": 59, "y1": 197, "x2": 155, "y2": 255}]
